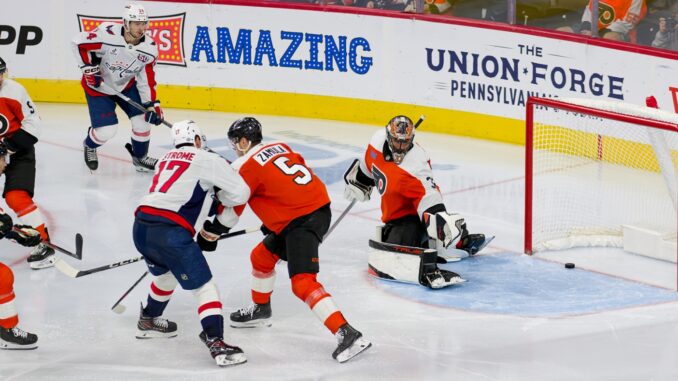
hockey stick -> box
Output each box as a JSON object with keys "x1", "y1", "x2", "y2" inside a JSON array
[
  {"x1": 97, "y1": 82, "x2": 172, "y2": 128},
  {"x1": 110, "y1": 271, "x2": 148, "y2": 314},
  {"x1": 108, "y1": 226, "x2": 260, "y2": 314},
  {"x1": 324, "y1": 199, "x2": 356, "y2": 240},
  {"x1": 414, "y1": 115, "x2": 425, "y2": 129},
  {"x1": 55, "y1": 227, "x2": 259, "y2": 279},
  {"x1": 43, "y1": 233, "x2": 83, "y2": 260}
]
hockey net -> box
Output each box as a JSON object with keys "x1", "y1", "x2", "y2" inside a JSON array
[{"x1": 525, "y1": 97, "x2": 678, "y2": 278}]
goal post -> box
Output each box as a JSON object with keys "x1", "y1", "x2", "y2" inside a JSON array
[{"x1": 525, "y1": 97, "x2": 678, "y2": 289}]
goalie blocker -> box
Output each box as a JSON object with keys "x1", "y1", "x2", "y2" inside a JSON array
[{"x1": 367, "y1": 227, "x2": 465, "y2": 289}]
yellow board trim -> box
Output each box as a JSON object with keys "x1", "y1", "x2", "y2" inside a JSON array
[{"x1": 16, "y1": 78, "x2": 525, "y2": 145}]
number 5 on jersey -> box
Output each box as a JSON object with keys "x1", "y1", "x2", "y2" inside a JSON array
[{"x1": 273, "y1": 157, "x2": 312, "y2": 185}]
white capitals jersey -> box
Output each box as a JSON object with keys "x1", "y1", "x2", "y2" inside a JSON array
[
  {"x1": 137, "y1": 146, "x2": 249, "y2": 234},
  {"x1": 359, "y1": 129, "x2": 444, "y2": 223},
  {"x1": 71, "y1": 22, "x2": 159, "y2": 102}
]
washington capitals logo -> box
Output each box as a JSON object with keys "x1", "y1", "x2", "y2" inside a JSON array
[{"x1": 77, "y1": 13, "x2": 187, "y2": 66}]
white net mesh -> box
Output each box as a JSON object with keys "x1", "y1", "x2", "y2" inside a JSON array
[{"x1": 528, "y1": 98, "x2": 678, "y2": 260}]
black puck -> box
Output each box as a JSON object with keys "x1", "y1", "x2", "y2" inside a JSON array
[{"x1": 565, "y1": 263, "x2": 575, "y2": 269}]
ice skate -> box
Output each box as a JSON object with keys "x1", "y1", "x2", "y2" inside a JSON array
[
  {"x1": 0, "y1": 326, "x2": 38, "y2": 350},
  {"x1": 83, "y1": 140, "x2": 98, "y2": 171},
  {"x1": 125, "y1": 143, "x2": 157, "y2": 172},
  {"x1": 332, "y1": 323, "x2": 371, "y2": 363},
  {"x1": 27, "y1": 243, "x2": 55, "y2": 270},
  {"x1": 136, "y1": 305, "x2": 178, "y2": 339},
  {"x1": 199, "y1": 331, "x2": 247, "y2": 367},
  {"x1": 229, "y1": 302, "x2": 272, "y2": 328}
]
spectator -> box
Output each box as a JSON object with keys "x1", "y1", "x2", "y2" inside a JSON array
[
  {"x1": 652, "y1": 13, "x2": 678, "y2": 48},
  {"x1": 559, "y1": 0, "x2": 648, "y2": 42}
]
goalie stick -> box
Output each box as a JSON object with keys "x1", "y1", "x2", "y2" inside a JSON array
[{"x1": 56, "y1": 227, "x2": 260, "y2": 279}]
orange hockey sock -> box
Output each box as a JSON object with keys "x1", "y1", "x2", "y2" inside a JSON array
[
  {"x1": 5, "y1": 190, "x2": 48, "y2": 240},
  {"x1": 291, "y1": 273, "x2": 347, "y2": 334}
]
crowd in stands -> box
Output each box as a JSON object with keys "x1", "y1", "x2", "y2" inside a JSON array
[{"x1": 287, "y1": 0, "x2": 678, "y2": 51}]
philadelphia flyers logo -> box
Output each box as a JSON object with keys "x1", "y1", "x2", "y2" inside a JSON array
[
  {"x1": 372, "y1": 164, "x2": 387, "y2": 195},
  {"x1": 0, "y1": 113, "x2": 9, "y2": 136}
]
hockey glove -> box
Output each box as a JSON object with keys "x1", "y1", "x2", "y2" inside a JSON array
[
  {"x1": 343, "y1": 159, "x2": 374, "y2": 202},
  {"x1": 5, "y1": 225, "x2": 42, "y2": 247},
  {"x1": 198, "y1": 218, "x2": 230, "y2": 252},
  {"x1": 0, "y1": 212, "x2": 12, "y2": 238},
  {"x1": 0, "y1": 139, "x2": 16, "y2": 156},
  {"x1": 81, "y1": 65, "x2": 102, "y2": 88},
  {"x1": 423, "y1": 211, "x2": 465, "y2": 249},
  {"x1": 143, "y1": 100, "x2": 164, "y2": 126},
  {"x1": 260, "y1": 224, "x2": 273, "y2": 236}
]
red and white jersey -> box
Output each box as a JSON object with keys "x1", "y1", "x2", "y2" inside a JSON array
[
  {"x1": 71, "y1": 22, "x2": 159, "y2": 102},
  {"x1": 0, "y1": 78, "x2": 40, "y2": 140},
  {"x1": 137, "y1": 146, "x2": 249, "y2": 234},
  {"x1": 359, "y1": 129, "x2": 443, "y2": 223},
  {"x1": 231, "y1": 141, "x2": 331, "y2": 234}
]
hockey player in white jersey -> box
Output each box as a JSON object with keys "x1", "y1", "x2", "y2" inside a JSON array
[
  {"x1": 344, "y1": 115, "x2": 491, "y2": 289},
  {"x1": 71, "y1": 3, "x2": 163, "y2": 172},
  {"x1": 132, "y1": 120, "x2": 249, "y2": 367}
]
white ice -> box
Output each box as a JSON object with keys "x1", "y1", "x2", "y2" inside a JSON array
[{"x1": 1, "y1": 104, "x2": 677, "y2": 380}]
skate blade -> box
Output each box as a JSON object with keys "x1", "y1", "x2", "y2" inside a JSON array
[
  {"x1": 135, "y1": 330, "x2": 178, "y2": 339},
  {"x1": 29, "y1": 256, "x2": 56, "y2": 270},
  {"x1": 0, "y1": 341, "x2": 38, "y2": 350},
  {"x1": 229, "y1": 319, "x2": 271, "y2": 329},
  {"x1": 336, "y1": 338, "x2": 372, "y2": 363},
  {"x1": 215, "y1": 353, "x2": 247, "y2": 367},
  {"x1": 430, "y1": 276, "x2": 466, "y2": 289},
  {"x1": 134, "y1": 167, "x2": 155, "y2": 173}
]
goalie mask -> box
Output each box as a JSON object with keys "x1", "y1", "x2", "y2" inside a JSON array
[
  {"x1": 385, "y1": 115, "x2": 415, "y2": 165},
  {"x1": 172, "y1": 120, "x2": 206, "y2": 148},
  {"x1": 228, "y1": 117, "x2": 263, "y2": 153}
]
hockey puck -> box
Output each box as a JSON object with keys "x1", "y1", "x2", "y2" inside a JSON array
[{"x1": 565, "y1": 263, "x2": 575, "y2": 269}]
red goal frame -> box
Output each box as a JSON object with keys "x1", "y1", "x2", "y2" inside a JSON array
[{"x1": 525, "y1": 97, "x2": 678, "y2": 290}]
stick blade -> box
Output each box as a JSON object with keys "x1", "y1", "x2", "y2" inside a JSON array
[
  {"x1": 111, "y1": 304, "x2": 127, "y2": 314},
  {"x1": 75, "y1": 234, "x2": 83, "y2": 260},
  {"x1": 54, "y1": 258, "x2": 79, "y2": 278}
]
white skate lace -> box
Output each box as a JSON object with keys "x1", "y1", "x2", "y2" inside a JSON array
[
  {"x1": 139, "y1": 156, "x2": 157, "y2": 167},
  {"x1": 153, "y1": 318, "x2": 169, "y2": 329},
  {"x1": 85, "y1": 147, "x2": 97, "y2": 161},
  {"x1": 30, "y1": 243, "x2": 48, "y2": 256},
  {"x1": 335, "y1": 329, "x2": 345, "y2": 344},
  {"x1": 11, "y1": 327, "x2": 28, "y2": 339},
  {"x1": 238, "y1": 304, "x2": 257, "y2": 317}
]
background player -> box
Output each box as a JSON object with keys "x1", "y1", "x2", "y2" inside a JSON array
[
  {"x1": 0, "y1": 199, "x2": 43, "y2": 349},
  {"x1": 133, "y1": 120, "x2": 249, "y2": 367},
  {"x1": 70, "y1": 3, "x2": 163, "y2": 172},
  {"x1": 344, "y1": 115, "x2": 489, "y2": 287},
  {"x1": 215, "y1": 117, "x2": 371, "y2": 363},
  {"x1": 0, "y1": 57, "x2": 55, "y2": 269}
]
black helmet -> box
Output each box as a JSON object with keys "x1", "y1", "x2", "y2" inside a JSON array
[
  {"x1": 228, "y1": 117, "x2": 263, "y2": 147},
  {"x1": 0, "y1": 57, "x2": 6, "y2": 74}
]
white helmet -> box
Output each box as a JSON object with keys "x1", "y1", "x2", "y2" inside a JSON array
[
  {"x1": 123, "y1": 3, "x2": 148, "y2": 29},
  {"x1": 172, "y1": 120, "x2": 206, "y2": 147}
]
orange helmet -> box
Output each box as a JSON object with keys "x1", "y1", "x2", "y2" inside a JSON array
[{"x1": 385, "y1": 115, "x2": 414, "y2": 164}]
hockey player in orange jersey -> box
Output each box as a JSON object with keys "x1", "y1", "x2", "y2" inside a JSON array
[
  {"x1": 0, "y1": 189, "x2": 43, "y2": 349},
  {"x1": 199, "y1": 117, "x2": 371, "y2": 363},
  {"x1": 344, "y1": 115, "x2": 490, "y2": 289},
  {"x1": 0, "y1": 57, "x2": 55, "y2": 269}
]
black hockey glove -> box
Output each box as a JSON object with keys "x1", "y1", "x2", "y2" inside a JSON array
[
  {"x1": 5, "y1": 225, "x2": 42, "y2": 247},
  {"x1": 0, "y1": 139, "x2": 16, "y2": 156},
  {"x1": 143, "y1": 100, "x2": 164, "y2": 126},
  {"x1": 197, "y1": 218, "x2": 230, "y2": 252},
  {"x1": 0, "y1": 212, "x2": 12, "y2": 238},
  {"x1": 260, "y1": 224, "x2": 273, "y2": 236}
]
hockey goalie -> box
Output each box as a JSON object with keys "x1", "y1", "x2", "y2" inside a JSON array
[{"x1": 344, "y1": 115, "x2": 493, "y2": 289}]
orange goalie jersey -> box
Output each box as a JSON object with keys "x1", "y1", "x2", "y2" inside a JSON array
[
  {"x1": 360, "y1": 129, "x2": 444, "y2": 223},
  {"x1": 231, "y1": 141, "x2": 330, "y2": 234}
]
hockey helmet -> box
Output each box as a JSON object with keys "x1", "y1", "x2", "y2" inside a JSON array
[
  {"x1": 0, "y1": 57, "x2": 6, "y2": 74},
  {"x1": 123, "y1": 3, "x2": 149, "y2": 29},
  {"x1": 385, "y1": 115, "x2": 415, "y2": 164},
  {"x1": 228, "y1": 117, "x2": 263, "y2": 149},
  {"x1": 172, "y1": 120, "x2": 206, "y2": 147}
]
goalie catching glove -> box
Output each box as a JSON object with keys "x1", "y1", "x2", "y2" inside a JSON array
[
  {"x1": 0, "y1": 212, "x2": 41, "y2": 247},
  {"x1": 423, "y1": 211, "x2": 465, "y2": 249},
  {"x1": 343, "y1": 159, "x2": 374, "y2": 202}
]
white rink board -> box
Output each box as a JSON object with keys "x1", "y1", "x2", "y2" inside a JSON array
[{"x1": 2, "y1": 0, "x2": 678, "y2": 119}]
